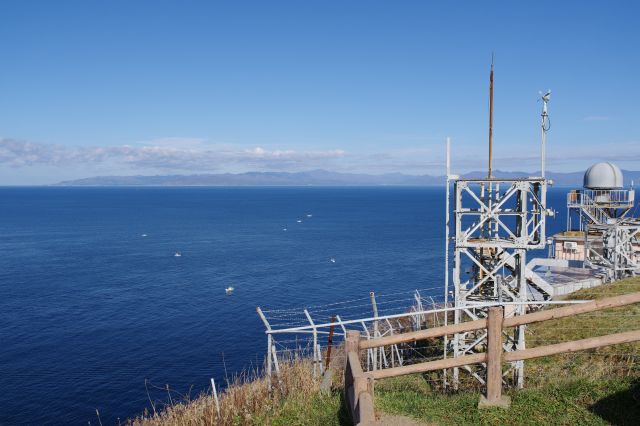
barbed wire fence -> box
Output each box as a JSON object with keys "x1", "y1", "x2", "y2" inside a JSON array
[
  {"x1": 256, "y1": 286, "x2": 448, "y2": 385},
  {"x1": 256, "y1": 281, "x2": 640, "y2": 390}
]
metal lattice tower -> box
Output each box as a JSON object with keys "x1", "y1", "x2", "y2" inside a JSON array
[
  {"x1": 448, "y1": 177, "x2": 549, "y2": 388},
  {"x1": 567, "y1": 187, "x2": 635, "y2": 232},
  {"x1": 565, "y1": 167, "x2": 639, "y2": 280},
  {"x1": 585, "y1": 220, "x2": 640, "y2": 279},
  {"x1": 444, "y1": 84, "x2": 553, "y2": 390}
]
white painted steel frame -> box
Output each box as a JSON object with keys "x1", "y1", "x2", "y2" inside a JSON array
[{"x1": 449, "y1": 176, "x2": 550, "y2": 389}]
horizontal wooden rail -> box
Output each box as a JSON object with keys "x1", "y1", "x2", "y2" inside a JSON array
[
  {"x1": 361, "y1": 291, "x2": 640, "y2": 350},
  {"x1": 371, "y1": 353, "x2": 487, "y2": 380},
  {"x1": 504, "y1": 330, "x2": 640, "y2": 362},
  {"x1": 503, "y1": 292, "x2": 640, "y2": 327},
  {"x1": 345, "y1": 292, "x2": 640, "y2": 421},
  {"x1": 359, "y1": 318, "x2": 487, "y2": 349},
  {"x1": 370, "y1": 329, "x2": 640, "y2": 381}
]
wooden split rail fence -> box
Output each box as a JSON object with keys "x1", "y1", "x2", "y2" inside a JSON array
[{"x1": 344, "y1": 291, "x2": 640, "y2": 425}]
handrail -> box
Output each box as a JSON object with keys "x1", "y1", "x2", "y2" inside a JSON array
[
  {"x1": 360, "y1": 317, "x2": 488, "y2": 350},
  {"x1": 370, "y1": 352, "x2": 487, "y2": 380},
  {"x1": 360, "y1": 291, "x2": 640, "y2": 350},
  {"x1": 503, "y1": 330, "x2": 640, "y2": 361},
  {"x1": 371, "y1": 329, "x2": 640, "y2": 381},
  {"x1": 344, "y1": 291, "x2": 640, "y2": 420},
  {"x1": 344, "y1": 331, "x2": 375, "y2": 425}
]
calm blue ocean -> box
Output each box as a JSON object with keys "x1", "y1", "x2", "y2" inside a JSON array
[{"x1": 0, "y1": 187, "x2": 570, "y2": 424}]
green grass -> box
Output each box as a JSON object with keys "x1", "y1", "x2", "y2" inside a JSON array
[
  {"x1": 376, "y1": 377, "x2": 639, "y2": 425},
  {"x1": 373, "y1": 277, "x2": 640, "y2": 425},
  {"x1": 526, "y1": 278, "x2": 640, "y2": 384},
  {"x1": 252, "y1": 392, "x2": 346, "y2": 426}
]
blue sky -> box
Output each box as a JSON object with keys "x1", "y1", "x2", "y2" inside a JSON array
[{"x1": 0, "y1": 1, "x2": 639, "y2": 184}]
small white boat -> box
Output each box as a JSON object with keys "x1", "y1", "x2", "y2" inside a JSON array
[
  {"x1": 225, "y1": 286, "x2": 234, "y2": 295},
  {"x1": 306, "y1": 214, "x2": 312, "y2": 218},
  {"x1": 330, "y1": 257, "x2": 336, "y2": 263},
  {"x1": 174, "y1": 252, "x2": 182, "y2": 257},
  {"x1": 283, "y1": 227, "x2": 287, "y2": 231},
  {"x1": 141, "y1": 233, "x2": 148, "y2": 237},
  {"x1": 297, "y1": 219, "x2": 302, "y2": 223}
]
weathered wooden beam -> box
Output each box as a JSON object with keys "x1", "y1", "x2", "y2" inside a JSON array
[
  {"x1": 356, "y1": 390, "x2": 375, "y2": 425},
  {"x1": 479, "y1": 307, "x2": 510, "y2": 408},
  {"x1": 360, "y1": 292, "x2": 640, "y2": 350},
  {"x1": 359, "y1": 318, "x2": 488, "y2": 349},
  {"x1": 370, "y1": 352, "x2": 487, "y2": 380},
  {"x1": 368, "y1": 329, "x2": 640, "y2": 381},
  {"x1": 343, "y1": 330, "x2": 375, "y2": 424},
  {"x1": 348, "y1": 351, "x2": 363, "y2": 377},
  {"x1": 485, "y1": 307, "x2": 503, "y2": 402},
  {"x1": 503, "y1": 292, "x2": 640, "y2": 328},
  {"x1": 344, "y1": 331, "x2": 362, "y2": 417},
  {"x1": 504, "y1": 329, "x2": 640, "y2": 362}
]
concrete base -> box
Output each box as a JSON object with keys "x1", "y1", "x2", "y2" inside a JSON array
[
  {"x1": 320, "y1": 368, "x2": 333, "y2": 395},
  {"x1": 478, "y1": 394, "x2": 511, "y2": 409}
]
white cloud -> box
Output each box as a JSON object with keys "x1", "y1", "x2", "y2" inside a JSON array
[
  {"x1": 1, "y1": 137, "x2": 638, "y2": 179},
  {"x1": 137, "y1": 137, "x2": 209, "y2": 149},
  {"x1": 0, "y1": 138, "x2": 347, "y2": 172}
]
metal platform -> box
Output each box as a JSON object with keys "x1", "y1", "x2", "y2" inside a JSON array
[{"x1": 531, "y1": 265, "x2": 605, "y2": 297}]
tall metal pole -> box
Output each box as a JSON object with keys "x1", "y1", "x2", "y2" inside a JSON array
[
  {"x1": 540, "y1": 91, "x2": 551, "y2": 178},
  {"x1": 488, "y1": 58, "x2": 494, "y2": 179},
  {"x1": 443, "y1": 137, "x2": 451, "y2": 386},
  {"x1": 370, "y1": 292, "x2": 379, "y2": 370},
  {"x1": 444, "y1": 137, "x2": 451, "y2": 319}
]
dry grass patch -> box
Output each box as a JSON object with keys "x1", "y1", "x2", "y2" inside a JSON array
[{"x1": 129, "y1": 357, "x2": 345, "y2": 426}]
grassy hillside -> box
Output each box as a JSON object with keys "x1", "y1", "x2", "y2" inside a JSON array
[
  {"x1": 130, "y1": 278, "x2": 640, "y2": 425},
  {"x1": 375, "y1": 278, "x2": 640, "y2": 425},
  {"x1": 129, "y1": 358, "x2": 347, "y2": 426}
]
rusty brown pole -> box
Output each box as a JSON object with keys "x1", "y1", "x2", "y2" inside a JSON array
[
  {"x1": 325, "y1": 315, "x2": 336, "y2": 369},
  {"x1": 488, "y1": 58, "x2": 494, "y2": 179}
]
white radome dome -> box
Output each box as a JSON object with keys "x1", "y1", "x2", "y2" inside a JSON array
[{"x1": 583, "y1": 162, "x2": 624, "y2": 189}]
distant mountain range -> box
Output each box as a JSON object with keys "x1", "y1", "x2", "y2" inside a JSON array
[{"x1": 55, "y1": 169, "x2": 640, "y2": 187}]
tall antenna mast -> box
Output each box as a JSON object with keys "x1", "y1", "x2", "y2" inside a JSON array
[
  {"x1": 488, "y1": 55, "x2": 494, "y2": 179},
  {"x1": 540, "y1": 90, "x2": 551, "y2": 178}
]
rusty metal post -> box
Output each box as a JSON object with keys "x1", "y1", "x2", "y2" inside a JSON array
[{"x1": 325, "y1": 315, "x2": 336, "y2": 369}]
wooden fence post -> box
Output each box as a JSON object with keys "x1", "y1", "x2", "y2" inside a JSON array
[
  {"x1": 344, "y1": 330, "x2": 360, "y2": 416},
  {"x1": 345, "y1": 330, "x2": 360, "y2": 354},
  {"x1": 343, "y1": 330, "x2": 376, "y2": 423},
  {"x1": 479, "y1": 306, "x2": 511, "y2": 408}
]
